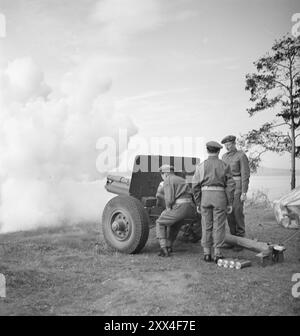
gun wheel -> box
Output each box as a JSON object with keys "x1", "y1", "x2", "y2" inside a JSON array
[{"x1": 102, "y1": 195, "x2": 150, "y2": 254}]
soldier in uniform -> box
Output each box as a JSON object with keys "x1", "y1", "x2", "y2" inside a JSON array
[
  {"x1": 156, "y1": 164, "x2": 197, "y2": 257},
  {"x1": 221, "y1": 135, "x2": 250, "y2": 250},
  {"x1": 156, "y1": 175, "x2": 201, "y2": 244},
  {"x1": 192, "y1": 141, "x2": 235, "y2": 263}
]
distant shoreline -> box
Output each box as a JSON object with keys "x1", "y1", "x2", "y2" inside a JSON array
[
  {"x1": 255, "y1": 167, "x2": 300, "y2": 177},
  {"x1": 253, "y1": 174, "x2": 300, "y2": 177}
]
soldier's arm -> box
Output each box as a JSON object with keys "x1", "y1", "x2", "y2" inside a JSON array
[
  {"x1": 163, "y1": 177, "x2": 175, "y2": 209},
  {"x1": 240, "y1": 152, "x2": 250, "y2": 193},
  {"x1": 192, "y1": 165, "x2": 203, "y2": 206},
  {"x1": 156, "y1": 182, "x2": 166, "y2": 208},
  {"x1": 225, "y1": 164, "x2": 235, "y2": 206}
]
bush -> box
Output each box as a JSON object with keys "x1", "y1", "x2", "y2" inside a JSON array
[{"x1": 246, "y1": 189, "x2": 271, "y2": 208}]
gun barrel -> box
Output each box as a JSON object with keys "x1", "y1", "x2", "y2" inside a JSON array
[
  {"x1": 225, "y1": 234, "x2": 271, "y2": 253},
  {"x1": 235, "y1": 260, "x2": 252, "y2": 269},
  {"x1": 105, "y1": 175, "x2": 130, "y2": 195}
]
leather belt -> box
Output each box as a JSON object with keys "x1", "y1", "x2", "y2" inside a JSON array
[
  {"x1": 175, "y1": 198, "x2": 193, "y2": 204},
  {"x1": 201, "y1": 186, "x2": 225, "y2": 191}
]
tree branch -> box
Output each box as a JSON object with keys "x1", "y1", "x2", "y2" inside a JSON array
[
  {"x1": 269, "y1": 122, "x2": 290, "y2": 128},
  {"x1": 273, "y1": 61, "x2": 290, "y2": 70},
  {"x1": 251, "y1": 148, "x2": 268, "y2": 157},
  {"x1": 292, "y1": 71, "x2": 300, "y2": 80},
  {"x1": 274, "y1": 79, "x2": 290, "y2": 91}
]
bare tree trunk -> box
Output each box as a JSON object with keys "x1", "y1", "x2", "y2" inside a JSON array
[
  {"x1": 289, "y1": 55, "x2": 296, "y2": 190},
  {"x1": 291, "y1": 125, "x2": 296, "y2": 190}
]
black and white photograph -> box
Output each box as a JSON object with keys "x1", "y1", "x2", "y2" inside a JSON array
[{"x1": 0, "y1": 0, "x2": 299, "y2": 318}]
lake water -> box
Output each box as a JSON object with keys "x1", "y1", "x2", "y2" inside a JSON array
[{"x1": 248, "y1": 175, "x2": 300, "y2": 201}]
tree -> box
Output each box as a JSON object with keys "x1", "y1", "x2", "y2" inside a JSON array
[{"x1": 243, "y1": 34, "x2": 300, "y2": 189}]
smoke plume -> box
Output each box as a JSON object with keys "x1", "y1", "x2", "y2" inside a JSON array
[{"x1": 0, "y1": 57, "x2": 137, "y2": 233}]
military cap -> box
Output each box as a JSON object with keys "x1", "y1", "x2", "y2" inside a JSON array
[
  {"x1": 221, "y1": 135, "x2": 236, "y2": 144},
  {"x1": 206, "y1": 141, "x2": 223, "y2": 149},
  {"x1": 159, "y1": 164, "x2": 174, "y2": 173}
]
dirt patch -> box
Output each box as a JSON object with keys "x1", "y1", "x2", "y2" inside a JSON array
[
  {"x1": 0, "y1": 205, "x2": 299, "y2": 316},
  {"x1": 91, "y1": 270, "x2": 203, "y2": 315}
]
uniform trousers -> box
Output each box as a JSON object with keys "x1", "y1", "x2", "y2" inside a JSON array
[
  {"x1": 156, "y1": 202, "x2": 196, "y2": 248},
  {"x1": 201, "y1": 190, "x2": 227, "y2": 256}
]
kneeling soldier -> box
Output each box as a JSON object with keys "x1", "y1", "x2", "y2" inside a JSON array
[
  {"x1": 156, "y1": 177, "x2": 201, "y2": 244},
  {"x1": 192, "y1": 141, "x2": 235, "y2": 263},
  {"x1": 156, "y1": 164, "x2": 197, "y2": 257}
]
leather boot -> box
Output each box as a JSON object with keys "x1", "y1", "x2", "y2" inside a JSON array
[
  {"x1": 214, "y1": 255, "x2": 224, "y2": 264},
  {"x1": 158, "y1": 247, "x2": 170, "y2": 257},
  {"x1": 203, "y1": 254, "x2": 212, "y2": 262}
]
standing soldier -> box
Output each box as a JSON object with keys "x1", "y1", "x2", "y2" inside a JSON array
[
  {"x1": 221, "y1": 135, "x2": 250, "y2": 251},
  {"x1": 156, "y1": 164, "x2": 197, "y2": 257},
  {"x1": 192, "y1": 141, "x2": 235, "y2": 263}
]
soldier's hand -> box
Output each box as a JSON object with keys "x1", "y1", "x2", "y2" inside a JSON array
[
  {"x1": 240, "y1": 193, "x2": 247, "y2": 202},
  {"x1": 196, "y1": 206, "x2": 201, "y2": 214},
  {"x1": 226, "y1": 205, "x2": 233, "y2": 214}
]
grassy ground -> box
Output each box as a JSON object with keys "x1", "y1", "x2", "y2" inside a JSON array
[{"x1": 0, "y1": 204, "x2": 299, "y2": 316}]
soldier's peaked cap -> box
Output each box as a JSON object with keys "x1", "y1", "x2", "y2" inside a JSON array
[
  {"x1": 221, "y1": 135, "x2": 236, "y2": 144},
  {"x1": 159, "y1": 164, "x2": 174, "y2": 173},
  {"x1": 206, "y1": 141, "x2": 222, "y2": 149}
]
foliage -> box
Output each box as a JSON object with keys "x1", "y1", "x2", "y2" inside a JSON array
[
  {"x1": 245, "y1": 189, "x2": 271, "y2": 209},
  {"x1": 237, "y1": 122, "x2": 290, "y2": 173},
  {"x1": 242, "y1": 34, "x2": 300, "y2": 187}
]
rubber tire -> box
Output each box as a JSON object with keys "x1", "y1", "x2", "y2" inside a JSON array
[{"x1": 102, "y1": 195, "x2": 150, "y2": 254}]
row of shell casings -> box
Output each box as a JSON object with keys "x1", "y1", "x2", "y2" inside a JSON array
[{"x1": 217, "y1": 258, "x2": 252, "y2": 269}]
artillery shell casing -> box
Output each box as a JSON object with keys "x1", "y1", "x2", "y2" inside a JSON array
[
  {"x1": 217, "y1": 259, "x2": 224, "y2": 267},
  {"x1": 229, "y1": 259, "x2": 239, "y2": 268},
  {"x1": 223, "y1": 259, "x2": 231, "y2": 268},
  {"x1": 235, "y1": 260, "x2": 252, "y2": 269}
]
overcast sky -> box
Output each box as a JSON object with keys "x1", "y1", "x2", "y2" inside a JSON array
[{"x1": 0, "y1": 0, "x2": 299, "y2": 168}]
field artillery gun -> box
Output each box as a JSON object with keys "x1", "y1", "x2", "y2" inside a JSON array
[
  {"x1": 102, "y1": 155, "x2": 201, "y2": 254},
  {"x1": 101, "y1": 154, "x2": 286, "y2": 264}
]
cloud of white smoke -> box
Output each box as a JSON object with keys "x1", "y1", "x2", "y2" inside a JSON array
[
  {"x1": 0, "y1": 57, "x2": 137, "y2": 233},
  {"x1": 91, "y1": 0, "x2": 162, "y2": 46}
]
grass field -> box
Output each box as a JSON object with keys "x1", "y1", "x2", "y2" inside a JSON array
[{"x1": 0, "y1": 204, "x2": 299, "y2": 316}]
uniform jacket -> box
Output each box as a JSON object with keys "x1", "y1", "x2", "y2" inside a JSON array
[
  {"x1": 163, "y1": 174, "x2": 192, "y2": 209},
  {"x1": 222, "y1": 149, "x2": 250, "y2": 193},
  {"x1": 192, "y1": 156, "x2": 235, "y2": 206}
]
